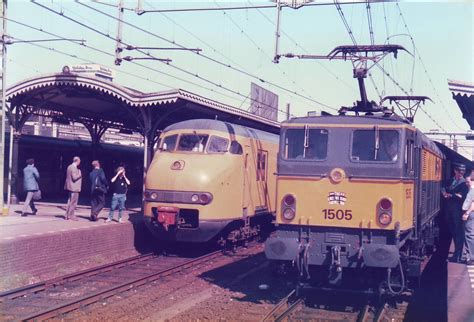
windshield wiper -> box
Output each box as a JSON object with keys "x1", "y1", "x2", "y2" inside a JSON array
[
  {"x1": 303, "y1": 125, "x2": 309, "y2": 158},
  {"x1": 374, "y1": 125, "x2": 380, "y2": 160}
]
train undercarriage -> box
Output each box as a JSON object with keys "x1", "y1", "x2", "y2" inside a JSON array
[
  {"x1": 144, "y1": 208, "x2": 274, "y2": 248},
  {"x1": 266, "y1": 218, "x2": 439, "y2": 297}
]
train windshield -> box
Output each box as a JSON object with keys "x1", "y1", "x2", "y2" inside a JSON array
[
  {"x1": 351, "y1": 129, "x2": 399, "y2": 162},
  {"x1": 161, "y1": 134, "x2": 178, "y2": 152},
  {"x1": 284, "y1": 127, "x2": 328, "y2": 160},
  {"x1": 177, "y1": 133, "x2": 209, "y2": 152},
  {"x1": 207, "y1": 136, "x2": 229, "y2": 153}
]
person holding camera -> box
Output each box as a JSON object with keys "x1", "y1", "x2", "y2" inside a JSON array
[
  {"x1": 106, "y1": 166, "x2": 130, "y2": 223},
  {"x1": 89, "y1": 160, "x2": 108, "y2": 222}
]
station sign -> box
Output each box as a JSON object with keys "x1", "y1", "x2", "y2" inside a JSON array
[{"x1": 62, "y1": 64, "x2": 115, "y2": 82}]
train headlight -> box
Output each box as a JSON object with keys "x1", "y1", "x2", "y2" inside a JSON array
[
  {"x1": 379, "y1": 198, "x2": 392, "y2": 210},
  {"x1": 378, "y1": 213, "x2": 392, "y2": 225},
  {"x1": 191, "y1": 194, "x2": 199, "y2": 202},
  {"x1": 282, "y1": 208, "x2": 296, "y2": 221},
  {"x1": 283, "y1": 194, "x2": 295, "y2": 206},
  {"x1": 330, "y1": 168, "x2": 345, "y2": 183},
  {"x1": 144, "y1": 191, "x2": 158, "y2": 200},
  {"x1": 199, "y1": 193, "x2": 212, "y2": 204}
]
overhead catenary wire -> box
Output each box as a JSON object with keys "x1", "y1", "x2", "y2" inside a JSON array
[
  {"x1": 213, "y1": 0, "x2": 321, "y2": 108},
  {"x1": 333, "y1": 0, "x2": 382, "y2": 101},
  {"x1": 331, "y1": 2, "x2": 455, "y2": 136},
  {"x1": 4, "y1": 17, "x2": 260, "y2": 108},
  {"x1": 247, "y1": 0, "x2": 356, "y2": 92},
  {"x1": 73, "y1": 0, "x2": 336, "y2": 111},
  {"x1": 29, "y1": 2, "x2": 301, "y2": 116},
  {"x1": 395, "y1": 3, "x2": 465, "y2": 132}
]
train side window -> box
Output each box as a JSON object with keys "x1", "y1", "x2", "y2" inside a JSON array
[
  {"x1": 161, "y1": 134, "x2": 178, "y2": 152},
  {"x1": 207, "y1": 136, "x2": 229, "y2": 153},
  {"x1": 351, "y1": 130, "x2": 399, "y2": 162},
  {"x1": 229, "y1": 141, "x2": 243, "y2": 155},
  {"x1": 284, "y1": 128, "x2": 328, "y2": 160}
]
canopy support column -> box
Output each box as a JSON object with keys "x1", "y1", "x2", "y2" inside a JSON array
[{"x1": 83, "y1": 123, "x2": 108, "y2": 160}]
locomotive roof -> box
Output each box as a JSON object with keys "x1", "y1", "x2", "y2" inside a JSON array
[
  {"x1": 283, "y1": 114, "x2": 414, "y2": 127},
  {"x1": 163, "y1": 119, "x2": 279, "y2": 144}
]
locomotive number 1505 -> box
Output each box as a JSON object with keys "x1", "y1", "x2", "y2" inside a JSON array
[{"x1": 322, "y1": 209, "x2": 353, "y2": 220}]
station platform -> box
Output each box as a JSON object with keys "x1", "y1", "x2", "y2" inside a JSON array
[
  {"x1": 0, "y1": 201, "x2": 152, "y2": 292},
  {"x1": 447, "y1": 254, "x2": 474, "y2": 321}
]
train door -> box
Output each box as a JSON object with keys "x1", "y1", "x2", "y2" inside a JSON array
[
  {"x1": 242, "y1": 131, "x2": 267, "y2": 216},
  {"x1": 242, "y1": 144, "x2": 253, "y2": 217},
  {"x1": 256, "y1": 149, "x2": 269, "y2": 211}
]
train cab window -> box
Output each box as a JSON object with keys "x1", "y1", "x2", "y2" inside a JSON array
[
  {"x1": 207, "y1": 136, "x2": 229, "y2": 153},
  {"x1": 284, "y1": 127, "x2": 328, "y2": 160},
  {"x1": 351, "y1": 130, "x2": 399, "y2": 162},
  {"x1": 177, "y1": 134, "x2": 209, "y2": 152},
  {"x1": 161, "y1": 134, "x2": 178, "y2": 152},
  {"x1": 229, "y1": 141, "x2": 243, "y2": 155}
]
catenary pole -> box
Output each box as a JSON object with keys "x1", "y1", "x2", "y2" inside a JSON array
[{"x1": 0, "y1": 0, "x2": 8, "y2": 215}]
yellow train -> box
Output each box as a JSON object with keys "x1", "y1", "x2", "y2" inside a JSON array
[
  {"x1": 143, "y1": 119, "x2": 279, "y2": 245},
  {"x1": 264, "y1": 113, "x2": 469, "y2": 295}
]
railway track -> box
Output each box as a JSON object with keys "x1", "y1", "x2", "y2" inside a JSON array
[
  {"x1": 262, "y1": 290, "x2": 406, "y2": 322},
  {"x1": 0, "y1": 249, "x2": 228, "y2": 321}
]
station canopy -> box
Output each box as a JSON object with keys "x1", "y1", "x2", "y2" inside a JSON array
[
  {"x1": 6, "y1": 71, "x2": 280, "y2": 137},
  {"x1": 449, "y1": 79, "x2": 474, "y2": 130}
]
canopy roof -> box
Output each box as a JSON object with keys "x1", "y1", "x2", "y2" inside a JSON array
[
  {"x1": 6, "y1": 72, "x2": 280, "y2": 134},
  {"x1": 449, "y1": 79, "x2": 474, "y2": 130}
]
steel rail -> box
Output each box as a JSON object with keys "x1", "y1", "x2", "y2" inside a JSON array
[
  {"x1": 357, "y1": 304, "x2": 370, "y2": 322},
  {"x1": 262, "y1": 289, "x2": 299, "y2": 322},
  {"x1": 274, "y1": 298, "x2": 304, "y2": 322},
  {"x1": 20, "y1": 250, "x2": 223, "y2": 321},
  {"x1": 0, "y1": 252, "x2": 155, "y2": 302},
  {"x1": 374, "y1": 303, "x2": 388, "y2": 322}
]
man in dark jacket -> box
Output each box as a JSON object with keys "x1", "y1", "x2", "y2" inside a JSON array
[
  {"x1": 443, "y1": 163, "x2": 469, "y2": 262},
  {"x1": 89, "y1": 160, "x2": 108, "y2": 222},
  {"x1": 21, "y1": 158, "x2": 40, "y2": 216}
]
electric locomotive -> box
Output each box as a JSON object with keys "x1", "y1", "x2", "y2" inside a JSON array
[
  {"x1": 265, "y1": 45, "x2": 471, "y2": 295},
  {"x1": 143, "y1": 119, "x2": 279, "y2": 245}
]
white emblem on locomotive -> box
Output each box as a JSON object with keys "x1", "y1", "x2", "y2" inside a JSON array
[{"x1": 328, "y1": 192, "x2": 347, "y2": 205}]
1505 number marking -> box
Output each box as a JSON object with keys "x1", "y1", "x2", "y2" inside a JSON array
[{"x1": 322, "y1": 209, "x2": 352, "y2": 220}]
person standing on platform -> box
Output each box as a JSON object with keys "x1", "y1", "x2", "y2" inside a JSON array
[
  {"x1": 64, "y1": 156, "x2": 82, "y2": 221},
  {"x1": 106, "y1": 166, "x2": 130, "y2": 223},
  {"x1": 462, "y1": 172, "x2": 474, "y2": 265},
  {"x1": 89, "y1": 160, "x2": 108, "y2": 222},
  {"x1": 21, "y1": 158, "x2": 40, "y2": 217},
  {"x1": 442, "y1": 163, "x2": 469, "y2": 262}
]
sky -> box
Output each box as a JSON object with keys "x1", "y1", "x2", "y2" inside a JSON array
[{"x1": 4, "y1": 1, "x2": 474, "y2": 152}]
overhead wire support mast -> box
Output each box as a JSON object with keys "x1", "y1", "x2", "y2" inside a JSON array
[{"x1": 0, "y1": 0, "x2": 7, "y2": 214}]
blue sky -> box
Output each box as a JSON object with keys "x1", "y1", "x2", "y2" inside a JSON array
[{"x1": 5, "y1": 1, "x2": 473, "y2": 138}]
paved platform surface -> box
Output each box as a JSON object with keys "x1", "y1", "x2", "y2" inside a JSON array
[
  {"x1": 0, "y1": 201, "x2": 140, "y2": 241},
  {"x1": 447, "y1": 247, "x2": 474, "y2": 322},
  {"x1": 0, "y1": 201, "x2": 152, "y2": 292}
]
